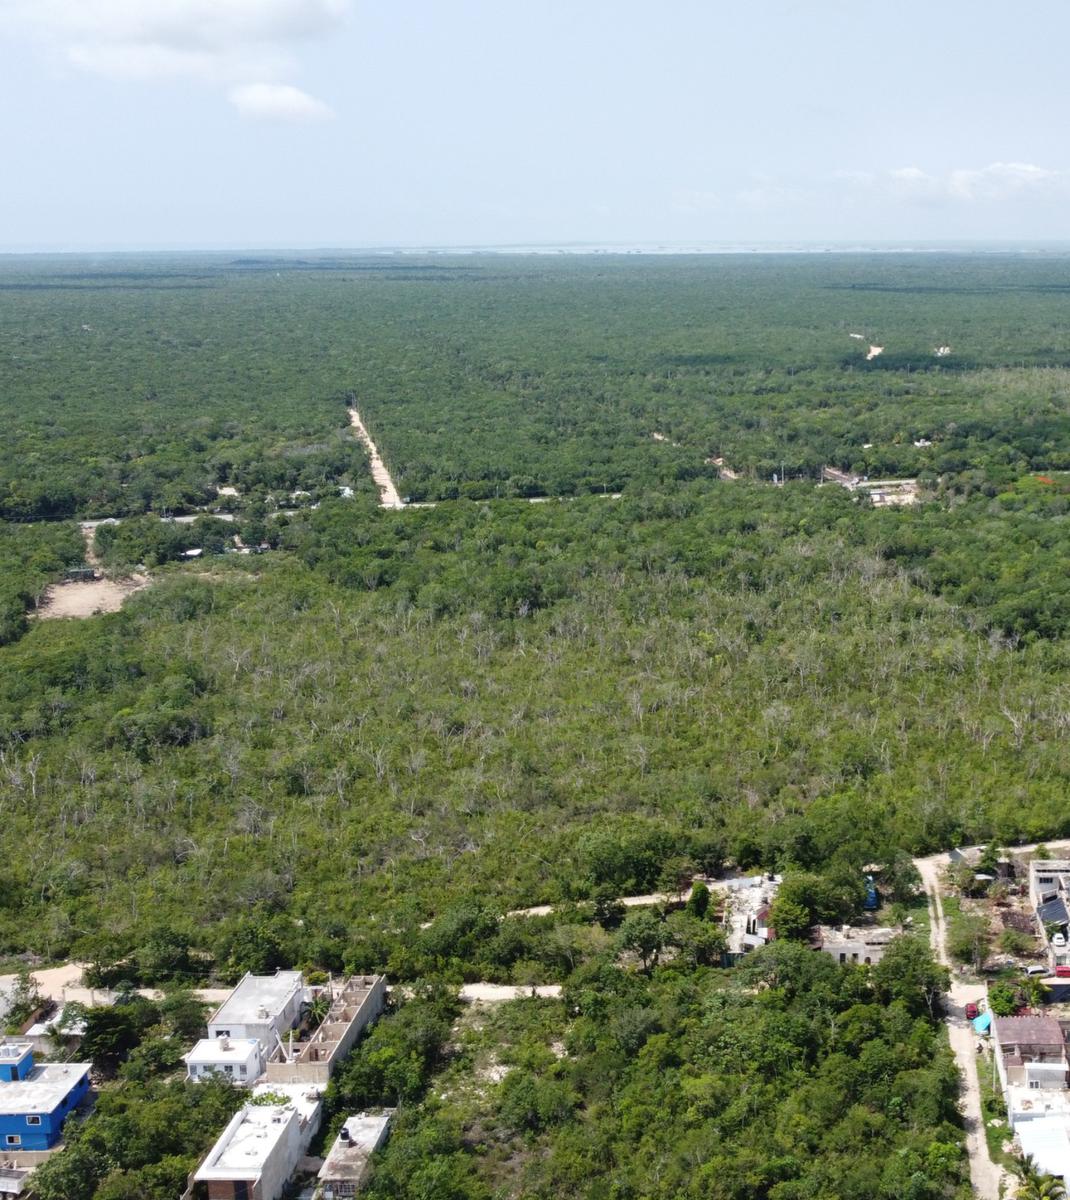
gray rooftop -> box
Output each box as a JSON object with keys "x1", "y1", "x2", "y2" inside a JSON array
[
  {"x1": 210, "y1": 971, "x2": 304, "y2": 1028},
  {"x1": 319, "y1": 1110, "x2": 394, "y2": 1184},
  {"x1": 996, "y1": 1015, "x2": 1065, "y2": 1047}
]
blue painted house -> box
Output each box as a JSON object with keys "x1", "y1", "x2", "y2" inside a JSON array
[{"x1": 0, "y1": 1042, "x2": 90, "y2": 1151}]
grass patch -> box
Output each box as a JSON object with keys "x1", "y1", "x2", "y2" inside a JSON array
[
  {"x1": 978, "y1": 1053, "x2": 1017, "y2": 1172},
  {"x1": 877, "y1": 890, "x2": 932, "y2": 938}
]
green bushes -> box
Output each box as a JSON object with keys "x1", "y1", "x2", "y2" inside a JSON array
[{"x1": 361, "y1": 940, "x2": 963, "y2": 1200}]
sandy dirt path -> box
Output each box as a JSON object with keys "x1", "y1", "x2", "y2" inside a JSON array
[
  {"x1": 916, "y1": 853, "x2": 1002, "y2": 1198},
  {"x1": 0, "y1": 962, "x2": 232, "y2": 1010},
  {"x1": 348, "y1": 409, "x2": 405, "y2": 509},
  {"x1": 79, "y1": 523, "x2": 101, "y2": 567}
]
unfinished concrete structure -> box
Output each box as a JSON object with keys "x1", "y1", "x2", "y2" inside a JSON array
[
  {"x1": 721, "y1": 875, "x2": 781, "y2": 960},
  {"x1": 811, "y1": 924, "x2": 899, "y2": 966},
  {"x1": 264, "y1": 976, "x2": 386, "y2": 1086},
  {"x1": 316, "y1": 1109, "x2": 394, "y2": 1198}
]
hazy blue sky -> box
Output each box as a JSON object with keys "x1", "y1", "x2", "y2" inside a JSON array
[{"x1": 2, "y1": 0, "x2": 1068, "y2": 250}]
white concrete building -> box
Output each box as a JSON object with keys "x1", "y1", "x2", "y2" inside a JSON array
[
  {"x1": 195, "y1": 1083, "x2": 322, "y2": 1200},
  {"x1": 317, "y1": 1109, "x2": 394, "y2": 1198},
  {"x1": 207, "y1": 971, "x2": 306, "y2": 1055},
  {"x1": 185, "y1": 1036, "x2": 265, "y2": 1086},
  {"x1": 1016, "y1": 1117, "x2": 1070, "y2": 1183}
]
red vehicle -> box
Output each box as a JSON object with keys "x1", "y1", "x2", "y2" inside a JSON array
[{"x1": 965, "y1": 1002, "x2": 979, "y2": 1020}]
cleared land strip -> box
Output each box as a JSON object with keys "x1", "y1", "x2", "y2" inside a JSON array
[{"x1": 348, "y1": 408, "x2": 405, "y2": 509}]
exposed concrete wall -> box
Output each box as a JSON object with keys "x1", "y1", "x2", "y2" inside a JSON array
[{"x1": 264, "y1": 976, "x2": 386, "y2": 1086}]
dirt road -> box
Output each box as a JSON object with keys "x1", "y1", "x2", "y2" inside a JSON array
[
  {"x1": 915, "y1": 850, "x2": 1013, "y2": 1200},
  {"x1": 0, "y1": 962, "x2": 230, "y2": 1010},
  {"x1": 348, "y1": 409, "x2": 405, "y2": 509},
  {"x1": 505, "y1": 874, "x2": 748, "y2": 921}
]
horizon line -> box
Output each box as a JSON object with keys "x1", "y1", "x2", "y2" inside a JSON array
[{"x1": 5, "y1": 238, "x2": 1070, "y2": 258}]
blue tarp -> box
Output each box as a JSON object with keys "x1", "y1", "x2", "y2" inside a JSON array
[{"x1": 973, "y1": 1011, "x2": 992, "y2": 1034}]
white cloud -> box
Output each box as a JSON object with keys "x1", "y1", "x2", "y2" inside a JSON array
[
  {"x1": 4, "y1": 0, "x2": 345, "y2": 108},
  {"x1": 671, "y1": 189, "x2": 720, "y2": 214},
  {"x1": 948, "y1": 161, "x2": 1060, "y2": 201},
  {"x1": 852, "y1": 162, "x2": 1067, "y2": 205},
  {"x1": 229, "y1": 82, "x2": 333, "y2": 122}
]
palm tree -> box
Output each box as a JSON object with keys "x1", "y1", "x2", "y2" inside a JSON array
[
  {"x1": 305, "y1": 990, "x2": 331, "y2": 1028},
  {"x1": 1016, "y1": 1176, "x2": 1066, "y2": 1200},
  {"x1": 1013, "y1": 1157, "x2": 1066, "y2": 1200},
  {"x1": 1022, "y1": 974, "x2": 1051, "y2": 1010}
]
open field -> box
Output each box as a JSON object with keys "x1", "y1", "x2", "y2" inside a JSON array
[{"x1": 34, "y1": 574, "x2": 149, "y2": 619}]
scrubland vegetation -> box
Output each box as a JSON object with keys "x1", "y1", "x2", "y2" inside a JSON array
[{"x1": 5, "y1": 251, "x2": 1070, "y2": 1198}]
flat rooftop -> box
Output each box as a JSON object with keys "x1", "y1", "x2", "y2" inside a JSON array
[
  {"x1": 24, "y1": 1008, "x2": 86, "y2": 1039},
  {"x1": 251, "y1": 1082, "x2": 322, "y2": 1122},
  {"x1": 996, "y1": 1015, "x2": 1065, "y2": 1047},
  {"x1": 1017, "y1": 1116, "x2": 1070, "y2": 1180},
  {"x1": 186, "y1": 1037, "x2": 261, "y2": 1065},
  {"x1": 196, "y1": 1084, "x2": 322, "y2": 1182},
  {"x1": 1009, "y1": 1085, "x2": 1070, "y2": 1118},
  {"x1": 817, "y1": 925, "x2": 899, "y2": 946},
  {"x1": 319, "y1": 1110, "x2": 394, "y2": 1184},
  {"x1": 0, "y1": 1063, "x2": 90, "y2": 1115},
  {"x1": 197, "y1": 1104, "x2": 295, "y2": 1179},
  {"x1": 210, "y1": 971, "x2": 304, "y2": 1028}
]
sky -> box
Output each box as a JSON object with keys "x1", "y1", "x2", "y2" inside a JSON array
[{"x1": 1, "y1": 0, "x2": 1069, "y2": 251}]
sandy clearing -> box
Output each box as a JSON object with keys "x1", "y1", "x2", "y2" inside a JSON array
[
  {"x1": 0, "y1": 962, "x2": 86, "y2": 1000},
  {"x1": 348, "y1": 409, "x2": 405, "y2": 509},
  {"x1": 460, "y1": 983, "x2": 562, "y2": 1003},
  {"x1": 36, "y1": 574, "x2": 149, "y2": 620},
  {"x1": 866, "y1": 345, "x2": 884, "y2": 361}
]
